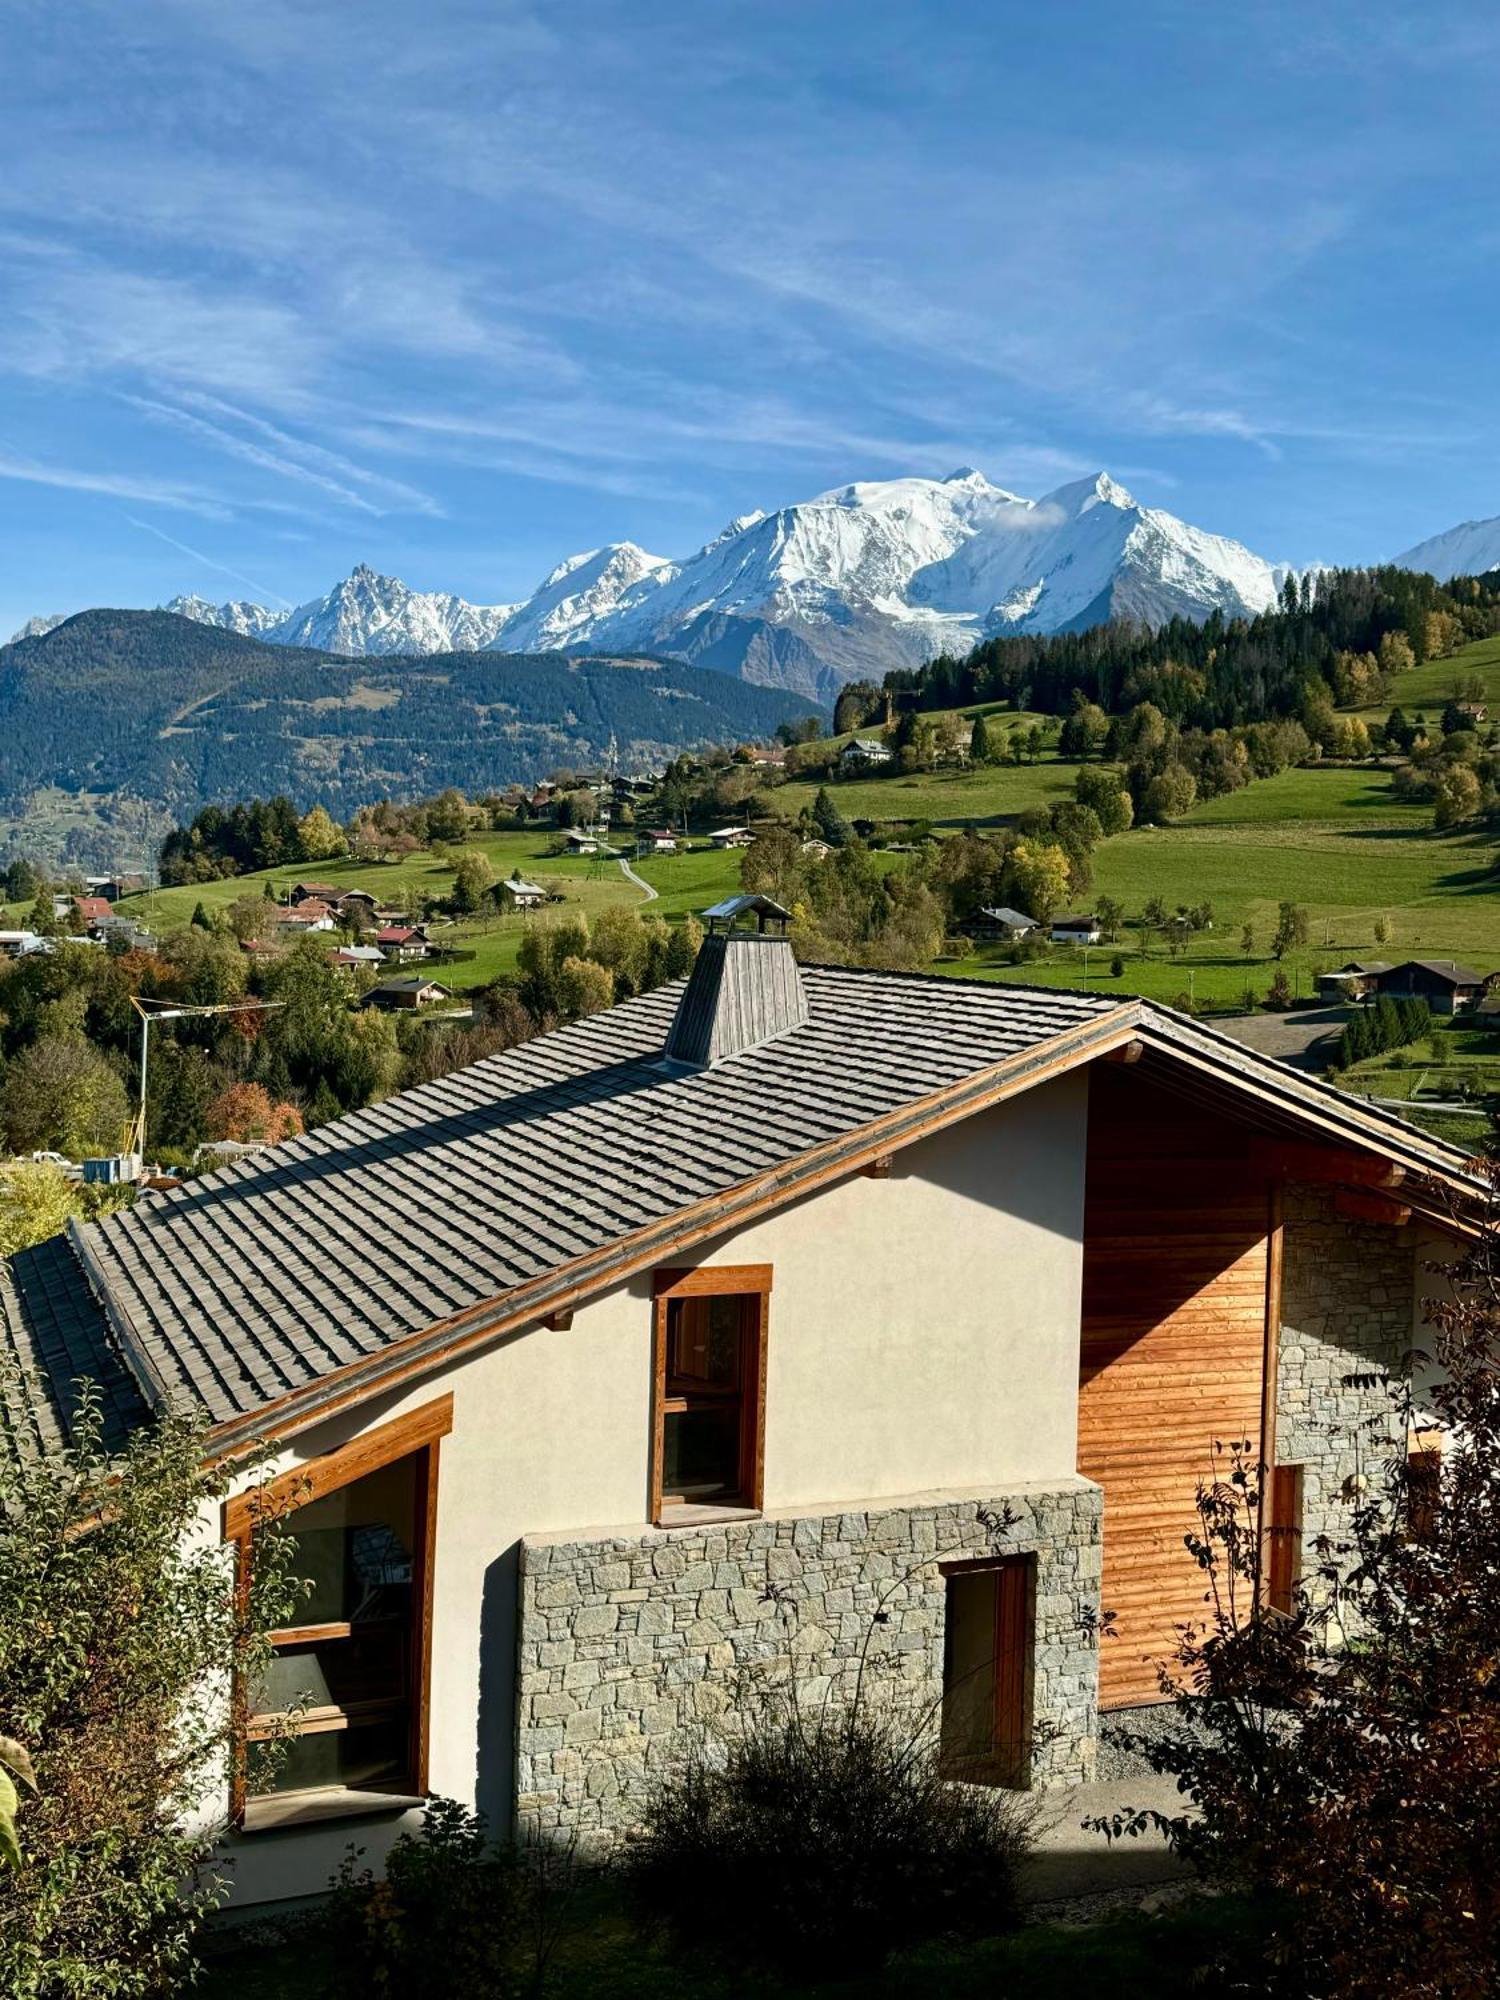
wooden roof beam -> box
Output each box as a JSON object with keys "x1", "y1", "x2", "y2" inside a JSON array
[
  {"x1": 1334, "y1": 1189, "x2": 1413, "y2": 1228},
  {"x1": 1247, "y1": 1139, "x2": 1405, "y2": 1190}
]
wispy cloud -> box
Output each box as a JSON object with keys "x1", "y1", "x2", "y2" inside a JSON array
[
  {"x1": 0, "y1": 444, "x2": 232, "y2": 517},
  {"x1": 124, "y1": 516, "x2": 293, "y2": 606}
]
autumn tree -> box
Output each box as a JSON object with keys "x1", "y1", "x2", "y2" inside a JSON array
[
  {"x1": 296, "y1": 804, "x2": 344, "y2": 861},
  {"x1": 1004, "y1": 841, "x2": 1071, "y2": 924},
  {"x1": 1270, "y1": 901, "x2": 1310, "y2": 961},
  {"x1": 1074, "y1": 765, "x2": 1133, "y2": 836},
  {"x1": 1433, "y1": 762, "x2": 1482, "y2": 829},
  {"x1": 204, "y1": 1082, "x2": 304, "y2": 1145}
]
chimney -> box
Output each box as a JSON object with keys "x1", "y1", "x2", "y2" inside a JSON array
[{"x1": 665, "y1": 895, "x2": 809, "y2": 1067}]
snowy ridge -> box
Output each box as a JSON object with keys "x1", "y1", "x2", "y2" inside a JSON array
[
  {"x1": 102, "y1": 467, "x2": 1292, "y2": 701},
  {"x1": 1392, "y1": 514, "x2": 1500, "y2": 584}
]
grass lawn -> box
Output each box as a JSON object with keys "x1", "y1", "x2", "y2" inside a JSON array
[
  {"x1": 772, "y1": 756, "x2": 1072, "y2": 831},
  {"x1": 197, "y1": 1883, "x2": 1259, "y2": 2000},
  {"x1": 1335, "y1": 1016, "x2": 1500, "y2": 1149},
  {"x1": 1354, "y1": 631, "x2": 1500, "y2": 723}
]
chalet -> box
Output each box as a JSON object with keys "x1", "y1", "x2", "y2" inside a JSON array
[
  {"x1": 71, "y1": 895, "x2": 115, "y2": 930},
  {"x1": 82, "y1": 873, "x2": 148, "y2": 902},
  {"x1": 800, "y1": 837, "x2": 833, "y2": 860},
  {"x1": 1050, "y1": 914, "x2": 1102, "y2": 945},
  {"x1": 1314, "y1": 960, "x2": 1392, "y2": 1002},
  {"x1": 497, "y1": 876, "x2": 546, "y2": 911},
  {"x1": 0, "y1": 930, "x2": 49, "y2": 957},
  {"x1": 746, "y1": 744, "x2": 787, "y2": 770},
  {"x1": 273, "y1": 902, "x2": 337, "y2": 933},
  {"x1": 565, "y1": 830, "x2": 603, "y2": 856},
  {"x1": 328, "y1": 944, "x2": 386, "y2": 970},
  {"x1": 365, "y1": 973, "x2": 454, "y2": 1011},
  {"x1": 840, "y1": 736, "x2": 893, "y2": 768},
  {"x1": 968, "y1": 906, "x2": 1039, "y2": 942},
  {"x1": 0, "y1": 893, "x2": 1480, "y2": 1908},
  {"x1": 291, "y1": 882, "x2": 343, "y2": 905},
  {"x1": 1457, "y1": 701, "x2": 1488, "y2": 724},
  {"x1": 708, "y1": 826, "x2": 755, "y2": 850},
  {"x1": 638, "y1": 829, "x2": 678, "y2": 855},
  {"x1": 1369, "y1": 959, "x2": 1487, "y2": 1015},
  {"x1": 376, "y1": 925, "x2": 431, "y2": 963}
]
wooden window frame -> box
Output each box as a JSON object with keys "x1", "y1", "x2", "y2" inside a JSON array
[
  {"x1": 650, "y1": 1265, "x2": 770, "y2": 1525},
  {"x1": 224, "y1": 1393, "x2": 452, "y2": 1830},
  {"x1": 938, "y1": 1553, "x2": 1036, "y2": 1790}
]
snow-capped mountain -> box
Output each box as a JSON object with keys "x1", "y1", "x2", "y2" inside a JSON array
[
  {"x1": 8, "y1": 613, "x2": 68, "y2": 643},
  {"x1": 166, "y1": 565, "x2": 518, "y2": 657},
  {"x1": 162, "y1": 594, "x2": 286, "y2": 640},
  {"x1": 494, "y1": 543, "x2": 670, "y2": 653},
  {"x1": 542, "y1": 469, "x2": 1290, "y2": 699},
  {"x1": 130, "y1": 467, "x2": 1291, "y2": 703},
  {"x1": 1392, "y1": 514, "x2": 1500, "y2": 583}
]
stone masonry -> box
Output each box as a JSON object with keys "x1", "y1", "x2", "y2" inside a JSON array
[
  {"x1": 515, "y1": 1480, "x2": 1102, "y2": 1848},
  {"x1": 1278, "y1": 1182, "x2": 1416, "y2": 1566}
]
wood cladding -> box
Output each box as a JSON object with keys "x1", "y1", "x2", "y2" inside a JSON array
[{"x1": 1080, "y1": 1069, "x2": 1275, "y2": 1709}]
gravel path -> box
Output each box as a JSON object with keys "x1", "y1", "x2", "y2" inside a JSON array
[{"x1": 618, "y1": 856, "x2": 657, "y2": 901}]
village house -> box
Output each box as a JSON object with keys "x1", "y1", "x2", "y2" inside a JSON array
[
  {"x1": 637, "y1": 828, "x2": 678, "y2": 855},
  {"x1": 497, "y1": 875, "x2": 547, "y2": 912},
  {"x1": 1315, "y1": 960, "x2": 1393, "y2": 1002},
  {"x1": 291, "y1": 882, "x2": 344, "y2": 906},
  {"x1": 375, "y1": 924, "x2": 431, "y2": 963},
  {"x1": 745, "y1": 744, "x2": 787, "y2": 770},
  {"x1": 708, "y1": 825, "x2": 755, "y2": 850},
  {"x1": 0, "y1": 894, "x2": 1479, "y2": 1910},
  {"x1": 1369, "y1": 959, "x2": 1486, "y2": 1015},
  {"x1": 966, "y1": 906, "x2": 1039, "y2": 943},
  {"x1": 1050, "y1": 914, "x2": 1102, "y2": 945},
  {"x1": 328, "y1": 944, "x2": 387, "y2": 971},
  {"x1": 564, "y1": 830, "x2": 603, "y2": 856},
  {"x1": 70, "y1": 894, "x2": 115, "y2": 931},
  {"x1": 273, "y1": 901, "x2": 338, "y2": 934},
  {"x1": 840, "y1": 735, "x2": 893, "y2": 769},
  {"x1": 364, "y1": 973, "x2": 454, "y2": 1011}
]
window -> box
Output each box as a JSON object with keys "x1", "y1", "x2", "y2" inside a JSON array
[
  {"x1": 1266, "y1": 1463, "x2": 1304, "y2": 1616},
  {"x1": 939, "y1": 1557, "x2": 1034, "y2": 1789},
  {"x1": 224, "y1": 1395, "x2": 452, "y2": 1831},
  {"x1": 651, "y1": 1266, "x2": 770, "y2": 1522}
]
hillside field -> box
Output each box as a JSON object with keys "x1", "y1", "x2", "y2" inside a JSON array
[{"x1": 73, "y1": 632, "x2": 1499, "y2": 1015}]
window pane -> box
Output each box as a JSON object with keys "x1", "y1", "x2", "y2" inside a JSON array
[
  {"x1": 663, "y1": 1402, "x2": 741, "y2": 1502},
  {"x1": 280, "y1": 1458, "x2": 417, "y2": 1627},
  {"x1": 253, "y1": 1625, "x2": 409, "y2": 1721},
  {"x1": 248, "y1": 1716, "x2": 408, "y2": 1799},
  {"x1": 667, "y1": 1295, "x2": 746, "y2": 1391}
]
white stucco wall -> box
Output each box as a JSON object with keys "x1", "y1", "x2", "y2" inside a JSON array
[{"x1": 219, "y1": 1069, "x2": 1090, "y2": 1906}]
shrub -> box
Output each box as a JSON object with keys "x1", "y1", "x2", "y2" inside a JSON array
[
  {"x1": 0, "y1": 1389, "x2": 303, "y2": 1997},
  {"x1": 326, "y1": 1799, "x2": 524, "y2": 1999},
  {"x1": 629, "y1": 1703, "x2": 1032, "y2": 1977}
]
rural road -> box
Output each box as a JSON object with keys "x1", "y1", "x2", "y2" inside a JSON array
[
  {"x1": 618, "y1": 857, "x2": 657, "y2": 901},
  {"x1": 1214, "y1": 1004, "x2": 1347, "y2": 1072}
]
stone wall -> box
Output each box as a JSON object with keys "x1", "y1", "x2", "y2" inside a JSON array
[
  {"x1": 515, "y1": 1480, "x2": 1102, "y2": 1849},
  {"x1": 1277, "y1": 1182, "x2": 1415, "y2": 1563}
]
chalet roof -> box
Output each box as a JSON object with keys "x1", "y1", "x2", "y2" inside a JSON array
[
  {"x1": 978, "y1": 907, "x2": 1037, "y2": 928},
  {"x1": 0, "y1": 971, "x2": 1481, "y2": 1456},
  {"x1": 1052, "y1": 914, "x2": 1098, "y2": 928},
  {"x1": 374, "y1": 974, "x2": 451, "y2": 995},
  {"x1": 1385, "y1": 959, "x2": 1486, "y2": 987}
]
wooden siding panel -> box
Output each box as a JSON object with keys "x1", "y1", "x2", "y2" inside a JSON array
[{"x1": 1081, "y1": 1069, "x2": 1272, "y2": 1708}]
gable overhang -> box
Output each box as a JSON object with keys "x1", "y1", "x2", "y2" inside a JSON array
[{"x1": 193, "y1": 995, "x2": 1486, "y2": 1463}]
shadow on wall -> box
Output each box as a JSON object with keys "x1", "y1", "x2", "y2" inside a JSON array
[{"x1": 475, "y1": 1542, "x2": 522, "y2": 1835}]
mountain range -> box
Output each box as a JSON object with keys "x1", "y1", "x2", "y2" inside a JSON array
[
  {"x1": 145, "y1": 469, "x2": 1296, "y2": 705},
  {"x1": 15, "y1": 469, "x2": 1499, "y2": 708}
]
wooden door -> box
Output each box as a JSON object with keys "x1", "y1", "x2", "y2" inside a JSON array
[
  {"x1": 1080, "y1": 1067, "x2": 1277, "y2": 1708},
  {"x1": 940, "y1": 1557, "x2": 1034, "y2": 1787}
]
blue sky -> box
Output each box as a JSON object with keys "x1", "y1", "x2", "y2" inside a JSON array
[{"x1": 2, "y1": 0, "x2": 1497, "y2": 639}]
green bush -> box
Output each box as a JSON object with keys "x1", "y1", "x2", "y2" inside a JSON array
[
  {"x1": 326, "y1": 1799, "x2": 524, "y2": 1998},
  {"x1": 628, "y1": 1704, "x2": 1033, "y2": 1977}
]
